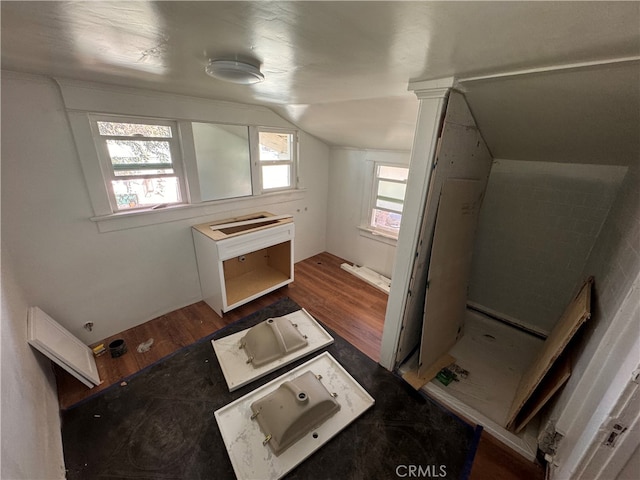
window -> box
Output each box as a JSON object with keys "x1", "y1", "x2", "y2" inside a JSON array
[
  {"x1": 367, "y1": 164, "x2": 409, "y2": 239},
  {"x1": 91, "y1": 116, "x2": 185, "y2": 211},
  {"x1": 258, "y1": 129, "x2": 296, "y2": 191},
  {"x1": 74, "y1": 110, "x2": 300, "y2": 224}
]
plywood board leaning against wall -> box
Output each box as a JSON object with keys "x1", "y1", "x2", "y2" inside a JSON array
[
  {"x1": 418, "y1": 178, "x2": 484, "y2": 379},
  {"x1": 505, "y1": 277, "x2": 593, "y2": 431},
  {"x1": 395, "y1": 90, "x2": 493, "y2": 368}
]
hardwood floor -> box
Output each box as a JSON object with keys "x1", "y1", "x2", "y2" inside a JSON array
[{"x1": 55, "y1": 251, "x2": 544, "y2": 480}]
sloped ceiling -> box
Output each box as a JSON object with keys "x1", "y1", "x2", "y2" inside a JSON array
[
  {"x1": 1, "y1": 1, "x2": 639, "y2": 163},
  {"x1": 460, "y1": 61, "x2": 640, "y2": 166}
]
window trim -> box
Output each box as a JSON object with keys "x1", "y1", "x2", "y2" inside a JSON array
[
  {"x1": 360, "y1": 160, "x2": 409, "y2": 243},
  {"x1": 91, "y1": 187, "x2": 306, "y2": 233},
  {"x1": 69, "y1": 111, "x2": 301, "y2": 219},
  {"x1": 88, "y1": 114, "x2": 187, "y2": 212},
  {"x1": 59, "y1": 79, "x2": 305, "y2": 230},
  {"x1": 253, "y1": 126, "x2": 298, "y2": 194}
]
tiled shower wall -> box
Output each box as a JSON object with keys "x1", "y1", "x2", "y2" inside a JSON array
[
  {"x1": 578, "y1": 163, "x2": 639, "y2": 324},
  {"x1": 468, "y1": 159, "x2": 628, "y2": 334},
  {"x1": 548, "y1": 161, "x2": 639, "y2": 437}
]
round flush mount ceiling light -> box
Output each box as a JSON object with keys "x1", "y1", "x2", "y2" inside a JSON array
[{"x1": 205, "y1": 59, "x2": 265, "y2": 85}]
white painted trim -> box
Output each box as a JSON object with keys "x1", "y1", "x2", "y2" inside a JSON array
[
  {"x1": 551, "y1": 271, "x2": 640, "y2": 479},
  {"x1": 254, "y1": 126, "x2": 299, "y2": 194},
  {"x1": 379, "y1": 89, "x2": 449, "y2": 370},
  {"x1": 458, "y1": 56, "x2": 640, "y2": 84},
  {"x1": 358, "y1": 158, "x2": 408, "y2": 245},
  {"x1": 575, "y1": 362, "x2": 640, "y2": 479},
  {"x1": 357, "y1": 226, "x2": 398, "y2": 246},
  {"x1": 340, "y1": 263, "x2": 391, "y2": 294},
  {"x1": 408, "y1": 77, "x2": 456, "y2": 98},
  {"x1": 59, "y1": 77, "x2": 302, "y2": 222},
  {"x1": 90, "y1": 189, "x2": 306, "y2": 232},
  {"x1": 422, "y1": 381, "x2": 539, "y2": 461}
]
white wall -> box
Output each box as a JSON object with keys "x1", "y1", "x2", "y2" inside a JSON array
[
  {"x1": 1, "y1": 247, "x2": 66, "y2": 479},
  {"x1": 619, "y1": 442, "x2": 640, "y2": 480},
  {"x1": 468, "y1": 159, "x2": 627, "y2": 334},
  {"x1": 1, "y1": 72, "x2": 329, "y2": 343},
  {"x1": 326, "y1": 147, "x2": 410, "y2": 278},
  {"x1": 192, "y1": 123, "x2": 252, "y2": 201},
  {"x1": 545, "y1": 163, "x2": 640, "y2": 477}
]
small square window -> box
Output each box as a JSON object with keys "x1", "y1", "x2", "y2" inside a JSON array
[
  {"x1": 258, "y1": 129, "x2": 296, "y2": 191},
  {"x1": 367, "y1": 163, "x2": 409, "y2": 238}
]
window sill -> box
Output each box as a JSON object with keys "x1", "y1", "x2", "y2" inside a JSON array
[
  {"x1": 357, "y1": 226, "x2": 399, "y2": 246},
  {"x1": 91, "y1": 189, "x2": 306, "y2": 232}
]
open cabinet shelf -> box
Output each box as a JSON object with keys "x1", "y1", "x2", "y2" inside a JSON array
[
  {"x1": 223, "y1": 243, "x2": 292, "y2": 307},
  {"x1": 192, "y1": 213, "x2": 294, "y2": 316}
]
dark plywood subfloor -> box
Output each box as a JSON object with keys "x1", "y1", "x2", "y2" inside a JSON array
[{"x1": 55, "y1": 251, "x2": 544, "y2": 480}]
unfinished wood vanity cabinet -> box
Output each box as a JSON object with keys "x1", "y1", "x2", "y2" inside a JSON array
[{"x1": 192, "y1": 212, "x2": 294, "y2": 316}]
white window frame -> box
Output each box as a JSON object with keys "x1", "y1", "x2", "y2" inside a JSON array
[
  {"x1": 252, "y1": 127, "x2": 298, "y2": 194},
  {"x1": 359, "y1": 160, "x2": 409, "y2": 244},
  {"x1": 89, "y1": 114, "x2": 187, "y2": 212},
  {"x1": 60, "y1": 80, "x2": 305, "y2": 232}
]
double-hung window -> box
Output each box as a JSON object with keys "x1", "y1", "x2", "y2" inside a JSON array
[
  {"x1": 257, "y1": 129, "x2": 297, "y2": 191},
  {"x1": 368, "y1": 163, "x2": 409, "y2": 239},
  {"x1": 91, "y1": 116, "x2": 185, "y2": 211}
]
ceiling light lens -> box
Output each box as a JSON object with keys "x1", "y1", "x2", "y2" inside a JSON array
[{"x1": 205, "y1": 60, "x2": 264, "y2": 85}]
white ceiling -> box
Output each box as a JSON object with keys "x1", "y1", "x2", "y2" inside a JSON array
[{"x1": 2, "y1": 1, "x2": 639, "y2": 164}]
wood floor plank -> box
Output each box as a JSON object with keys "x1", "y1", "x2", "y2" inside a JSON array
[{"x1": 54, "y1": 251, "x2": 543, "y2": 480}]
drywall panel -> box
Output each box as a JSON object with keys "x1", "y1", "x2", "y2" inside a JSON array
[
  {"x1": 468, "y1": 159, "x2": 627, "y2": 334},
  {"x1": 326, "y1": 147, "x2": 410, "y2": 278},
  {"x1": 1, "y1": 252, "x2": 66, "y2": 479},
  {"x1": 1, "y1": 71, "x2": 329, "y2": 343},
  {"x1": 395, "y1": 91, "x2": 493, "y2": 367},
  {"x1": 418, "y1": 179, "x2": 484, "y2": 377}
]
